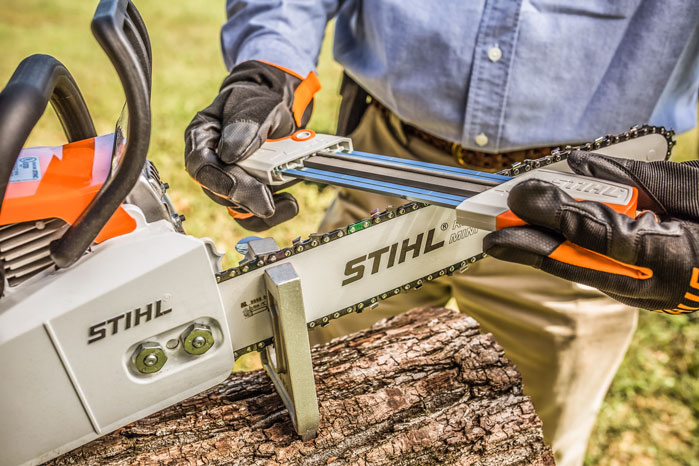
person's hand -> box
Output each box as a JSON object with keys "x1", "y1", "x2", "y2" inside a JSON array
[
  {"x1": 184, "y1": 60, "x2": 320, "y2": 231},
  {"x1": 484, "y1": 151, "x2": 699, "y2": 314}
]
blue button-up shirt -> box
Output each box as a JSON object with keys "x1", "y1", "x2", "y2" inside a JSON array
[{"x1": 222, "y1": 0, "x2": 699, "y2": 152}]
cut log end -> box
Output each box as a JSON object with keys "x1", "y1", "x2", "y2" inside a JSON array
[{"x1": 49, "y1": 306, "x2": 554, "y2": 465}]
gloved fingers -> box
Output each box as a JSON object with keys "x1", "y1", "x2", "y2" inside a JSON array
[
  {"x1": 184, "y1": 98, "x2": 229, "y2": 201},
  {"x1": 200, "y1": 185, "x2": 236, "y2": 207},
  {"x1": 234, "y1": 192, "x2": 299, "y2": 231},
  {"x1": 219, "y1": 93, "x2": 295, "y2": 164},
  {"x1": 568, "y1": 150, "x2": 699, "y2": 219},
  {"x1": 187, "y1": 148, "x2": 276, "y2": 218},
  {"x1": 201, "y1": 189, "x2": 298, "y2": 231},
  {"x1": 507, "y1": 179, "x2": 641, "y2": 261},
  {"x1": 215, "y1": 61, "x2": 302, "y2": 164},
  {"x1": 602, "y1": 290, "x2": 674, "y2": 314},
  {"x1": 184, "y1": 102, "x2": 222, "y2": 160},
  {"x1": 484, "y1": 226, "x2": 652, "y2": 296},
  {"x1": 483, "y1": 226, "x2": 563, "y2": 268},
  {"x1": 537, "y1": 253, "x2": 648, "y2": 298},
  {"x1": 487, "y1": 226, "x2": 696, "y2": 313},
  {"x1": 222, "y1": 165, "x2": 277, "y2": 218}
]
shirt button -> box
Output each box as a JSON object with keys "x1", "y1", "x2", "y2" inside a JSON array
[
  {"x1": 487, "y1": 46, "x2": 502, "y2": 62},
  {"x1": 475, "y1": 133, "x2": 489, "y2": 146}
]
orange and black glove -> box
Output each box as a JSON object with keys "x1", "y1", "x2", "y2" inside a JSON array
[
  {"x1": 484, "y1": 151, "x2": 699, "y2": 314},
  {"x1": 185, "y1": 60, "x2": 320, "y2": 231}
]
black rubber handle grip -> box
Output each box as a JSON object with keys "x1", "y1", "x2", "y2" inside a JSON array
[
  {"x1": 50, "y1": 0, "x2": 152, "y2": 268},
  {"x1": 0, "y1": 54, "x2": 96, "y2": 206}
]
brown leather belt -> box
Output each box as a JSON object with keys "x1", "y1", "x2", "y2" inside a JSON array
[{"x1": 374, "y1": 101, "x2": 558, "y2": 172}]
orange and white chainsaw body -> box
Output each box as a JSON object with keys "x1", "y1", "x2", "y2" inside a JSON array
[{"x1": 0, "y1": 135, "x2": 236, "y2": 466}]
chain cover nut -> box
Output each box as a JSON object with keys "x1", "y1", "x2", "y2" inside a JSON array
[
  {"x1": 181, "y1": 323, "x2": 215, "y2": 355},
  {"x1": 133, "y1": 342, "x2": 167, "y2": 374}
]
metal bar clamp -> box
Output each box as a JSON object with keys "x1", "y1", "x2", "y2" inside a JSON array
[{"x1": 249, "y1": 238, "x2": 319, "y2": 441}]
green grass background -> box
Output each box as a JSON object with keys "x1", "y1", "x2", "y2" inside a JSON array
[{"x1": 1, "y1": 2, "x2": 697, "y2": 464}]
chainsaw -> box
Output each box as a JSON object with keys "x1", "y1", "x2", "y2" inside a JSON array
[{"x1": 0, "y1": 1, "x2": 675, "y2": 465}]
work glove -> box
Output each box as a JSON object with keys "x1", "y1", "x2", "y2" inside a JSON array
[
  {"x1": 185, "y1": 60, "x2": 320, "y2": 231},
  {"x1": 484, "y1": 151, "x2": 699, "y2": 314}
]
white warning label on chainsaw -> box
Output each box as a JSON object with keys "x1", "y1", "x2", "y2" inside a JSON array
[{"x1": 10, "y1": 156, "x2": 41, "y2": 182}]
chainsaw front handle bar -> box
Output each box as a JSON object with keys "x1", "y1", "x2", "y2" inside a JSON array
[
  {"x1": 50, "y1": 0, "x2": 152, "y2": 268},
  {"x1": 0, "y1": 54, "x2": 97, "y2": 207}
]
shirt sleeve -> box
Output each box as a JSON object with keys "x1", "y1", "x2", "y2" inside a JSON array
[{"x1": 221, "y1": 0, "x2": 342, "y2": 76}]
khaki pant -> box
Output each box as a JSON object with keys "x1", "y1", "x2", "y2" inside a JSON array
[{"x1": 309, "y1": 105, "x2": 639, "y2": 466}]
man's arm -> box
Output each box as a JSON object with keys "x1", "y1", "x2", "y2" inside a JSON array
[{"x1": 221, "y1": 0, "x2": 343, "y2": 76}]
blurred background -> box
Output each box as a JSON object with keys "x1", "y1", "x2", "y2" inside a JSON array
[{"x1": 1, "y1": 1, "x2": 697, "y2": 464}]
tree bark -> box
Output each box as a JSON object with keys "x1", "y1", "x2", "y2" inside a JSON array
[{"x1": 49, "y1": 306, "x2": 554, "y2": 465}]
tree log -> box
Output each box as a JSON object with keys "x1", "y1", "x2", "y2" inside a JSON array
[{"x1": 49, "y1": 306, "x2": 554, "y2": 465}]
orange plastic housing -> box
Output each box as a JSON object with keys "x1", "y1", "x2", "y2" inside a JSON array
[{"x1": 0, "y1": 133, "x2": 136, "y2": 243}]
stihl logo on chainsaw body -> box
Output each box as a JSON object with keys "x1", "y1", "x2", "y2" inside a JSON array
[
  {"x1": 342, "y1": 228, "x2": 444, "y2": 286},
  {"x1": 88, "y1": 299, "x2": 171, "y2": 344}
]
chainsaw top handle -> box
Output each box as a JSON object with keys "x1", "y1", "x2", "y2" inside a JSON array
[{"x1": 48, "y1": 0, "x2": 152, "y2": 268}]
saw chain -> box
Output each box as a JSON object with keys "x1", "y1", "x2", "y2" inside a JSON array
[{"x1": 221, "y1": 124, "x2": 675, "y2": 359}]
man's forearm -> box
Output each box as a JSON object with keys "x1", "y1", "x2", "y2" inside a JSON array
[{"x1": 221, "y1": 0, "x2": 342, "y2": 75}]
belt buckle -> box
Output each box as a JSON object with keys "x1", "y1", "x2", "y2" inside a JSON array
[
  {"x1": 451, "y1": 144, "x2": 494, "y2": 171},
  {"x1": 450, "y1": 143, "x2": 468, "y2": 167}
]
